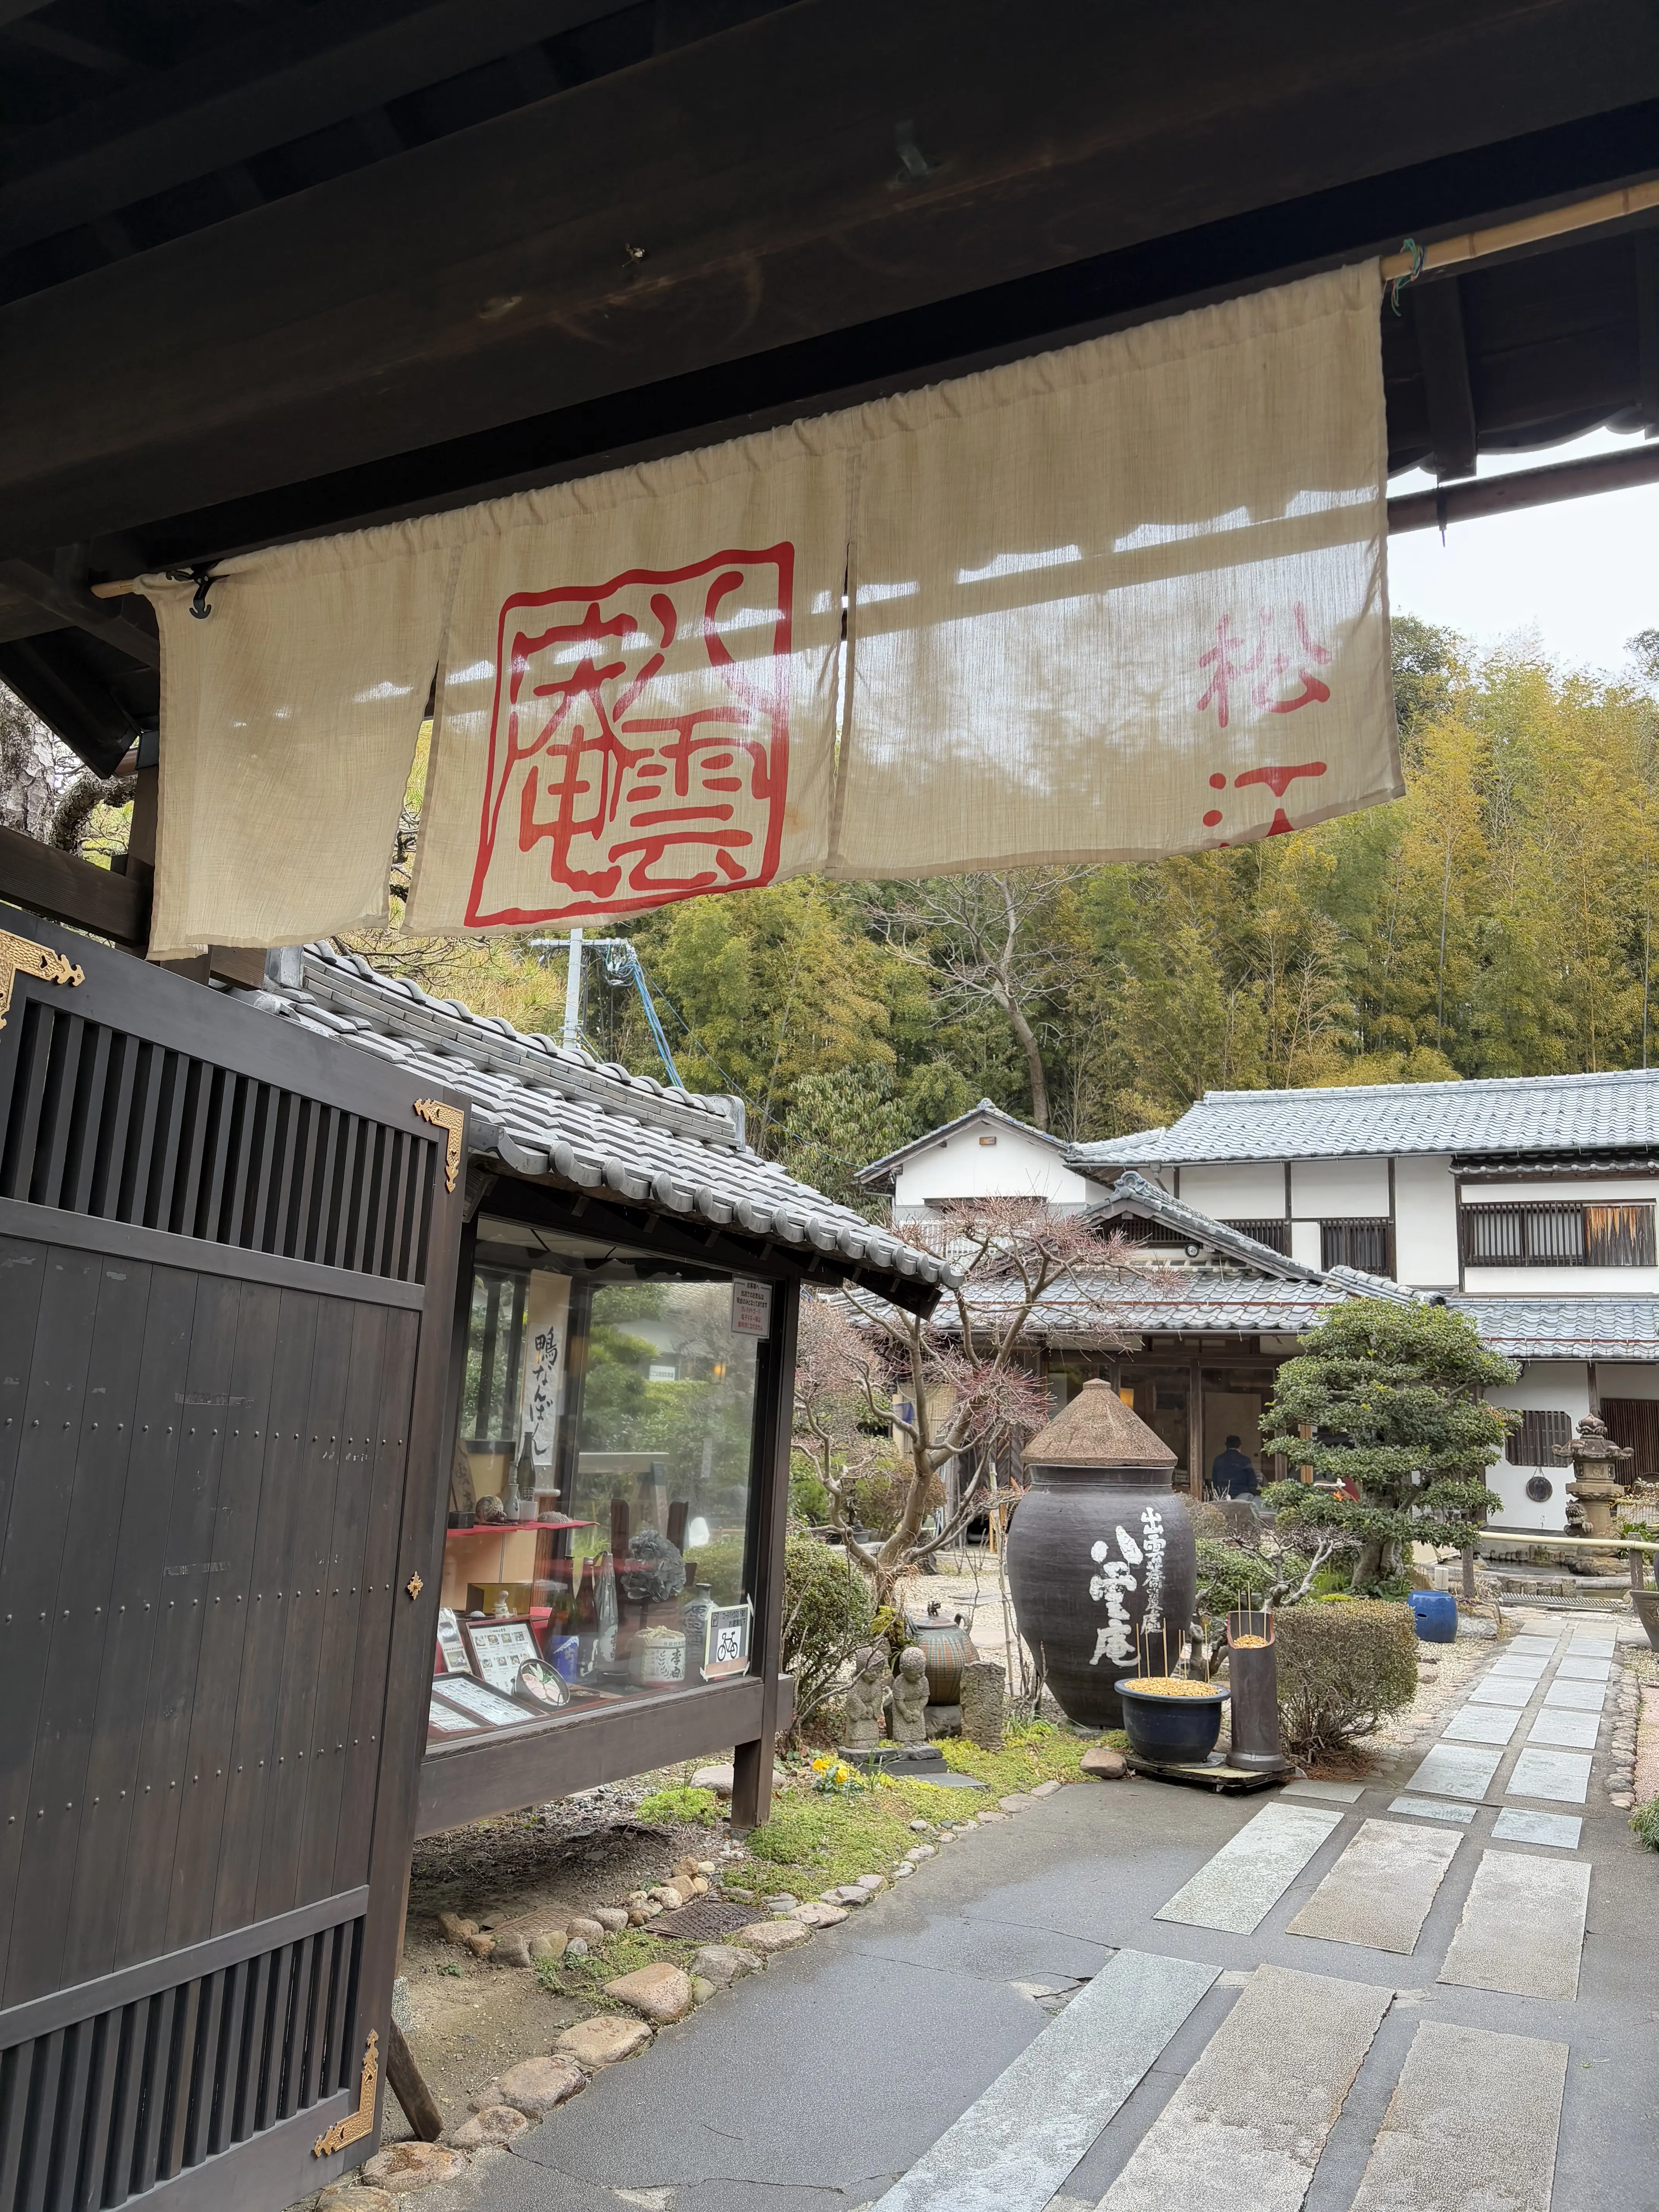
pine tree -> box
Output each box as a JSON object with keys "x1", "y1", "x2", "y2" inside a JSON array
[{"x1": 1259, "y1": 1302, "x2": 1517, "y2": 1592}]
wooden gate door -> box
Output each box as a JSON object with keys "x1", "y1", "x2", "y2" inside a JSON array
[{"x1": 0, "y1": 917, "x2": 463, "y2": 2212}]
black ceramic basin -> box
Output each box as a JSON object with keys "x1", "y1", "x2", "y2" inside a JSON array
[{"x1": 1117, "y1": 1680, "x2": 1229, "y2": 1763}]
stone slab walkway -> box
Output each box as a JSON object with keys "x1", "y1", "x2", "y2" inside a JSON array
[{"x1": 360, "y1": 1609, "x2": 1655, "y2": 2212}]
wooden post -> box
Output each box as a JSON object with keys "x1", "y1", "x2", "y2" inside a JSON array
[
  {"x1": 731, "y1": 1280, "x2": 799, "y2": 1833},
  {"x1": 1187, "y1": 1349, "x2": 1202, "y2": 1500},
  {"x1": 385, "y1": 2020, "x2": 444, "y2": 2143}
]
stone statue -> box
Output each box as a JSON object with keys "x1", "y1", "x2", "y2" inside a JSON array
[
  {"x1": 959, "y1": 1658, "x2": 1007, "y2": 1750},
  {"x1": 888, "y1": 1646, "x2": 931, "y2": 1744},
  {"x1": 839, "y1": 1645, "x2": 890, "y2": 1752}
]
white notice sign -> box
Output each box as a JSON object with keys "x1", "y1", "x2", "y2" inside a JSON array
[{"x1": 730, "y1": 1278, "x2": 771, "y2": 1338}]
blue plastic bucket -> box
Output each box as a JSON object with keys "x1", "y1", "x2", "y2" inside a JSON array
[{"x1": 1408, "y1": 1589, "x2": 1458, "y2": 1643}]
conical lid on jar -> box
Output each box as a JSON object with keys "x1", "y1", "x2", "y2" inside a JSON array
[{"x1": 1022, "y1": 1378, "x2": 1176, "y2": 1470}]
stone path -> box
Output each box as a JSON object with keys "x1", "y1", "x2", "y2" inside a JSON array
[{"x1": 392, "y1": 1611, "x2": 1653, "y2": 2212}]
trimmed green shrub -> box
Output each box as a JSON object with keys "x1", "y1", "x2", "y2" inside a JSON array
[
  {"x1": 1273, "y1": 1599, "x2": 1417, "y2": 1757},
  {"x1": 780, "y1": 1528, "x2": 875, "y2": 1738}
]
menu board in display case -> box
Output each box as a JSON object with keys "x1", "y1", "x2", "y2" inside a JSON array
[
  {"x1": 465, "y1": 1617, "x2": 541, "y2": 1695},
  {"x1": 431, "y1": 1674, "x2": 536, "y2": 1730},
  {"x1": 428, "y1": 1693, "x2": 481, "y2": 1738},
  {"x1": 435, "y1": 1607, "x2": 473, "y2": 1677}
]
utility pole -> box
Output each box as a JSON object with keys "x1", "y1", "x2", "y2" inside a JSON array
[{"x1": 562, "y1": 926, "x2": 583, "y2": 1051}]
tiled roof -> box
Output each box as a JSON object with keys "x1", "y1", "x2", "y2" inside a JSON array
[
  {"x1": 1448, "y1": 1297, "x2": 1659, "y2": 1362},
  {"x1": 857, "y1": 1098, "x2": 1075, "y2": 1188},
  {"x1": 959, "y1": 1273, "x2": 1346, "y2": 1338},
  {"x1": 1093, "y1": 1170, "x2": 1328, "y2": 1282},
  {"x1": 1066, "y1": 1068, "x2": 1659, "y2": 1165},
  {"x1": 235, "y1": 945, "x2": 954, "y2": 1298}
]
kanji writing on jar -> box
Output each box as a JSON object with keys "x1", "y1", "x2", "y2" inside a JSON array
[{"x1": 465, "y1": 548, "x2": 795, "y2": 927}]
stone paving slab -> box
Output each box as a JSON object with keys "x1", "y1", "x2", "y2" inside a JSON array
[
  {"x1": 1508, "y1": 1636, "x2": 1563, "y2": 1655},
  {"x1": 1492, "y1": 1808, "x2": 1583, "y2": 1850},
  {"x1": 1466, "y1": 1677, "x2": 1532, "y2": 1707},
  {"x1": 1508, "y1": 1748, "x2": 1591, "y2": 1803},
  {"x1": 1347, "y1": 2020, "x2": 1568, "y2": 2212},
  {"x1": 1095, "y1": 1964, "x2": 1391, "y2": 2212},
  {"x1": 1438, "y1": 1850, "x2": 1590, "y2": 2000},
  {"x1": 1399, "y1": 1743, "x2": 1501, "y2": 1800},
  {"x1": 1568, "y1": 1636, "x2": 1616, "y2": 1656},
  {"x1": 1554, "y1": 1656, "x2": 1611, "y2": 1681},
  {"x1": 1280, "y1": 1779, "x2": 1364, "y2": 1804},
  {"x1": 1286, "y1": 1820, "x2": 1461, "y2": 1954},
  {"x1": 1153, "y1": 1805, "x2": 1343, "y2": 1936},
  {"x1": 866, "y1": 1949, "x2": 1216, "y2": 2212},
  {"x1": 1542, "y1": 1676, "x2": 1606, "y2": 1711},
  {"x1": 1387, "y1": 1796, "x2": 1477, "y2": 1825},
  {"x1": 1439, "y1": 1705, "x2": 1518, "y2": 1745},
  {"x1": 1489, "y1": 1655, "x2": 1548, "y2": 1678},
  {"x1": 1525, "y1": 1709, "x2": 1598, "y2": 1750}
]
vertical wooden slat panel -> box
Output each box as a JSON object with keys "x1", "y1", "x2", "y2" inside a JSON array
[
  {"x1": 139, "y1": 1050, "x2": 188, "y2": 1233},
  {"x1": 155, "y1": 1977, "x2": 202, "y2": 2183},
  {"x1": 4, "y1": 1259, "x2": 151, "y2": 2010},
  {"x1": 72, "y1": 2011, "x2": 119, "y2": 2212},
  {"x1": 210, "y1": 1296, "x2": 319, "y2": 1939},
  {"x1": 59, "y1": 1273, "x2": 196, "y2": 1993},
  {"x1": 124, "y1": 1992, "x2": 169, "y2": 2201},
  {"x1": 167, "y1": 1061, "x2": 213, "y2": 1240},
  {"x1": 85, "y1": 1030, "x2": 136, "y2": 1221},
  {"x1": 27, "y1": 1016, "x2": 81, "y2": 1211},
  {"x1": 59, "y1": 1024, "x2": 111, "y2": 1220},
  {"x1": 252, "y1": 1946, "x2": 294, "y2": 2137},
  {"x1": 255, "y1": 1311, "x2": 352, "y2": 1924},
  {"x1": 302, "y1": 1111, "x2": 342, "y2": 1269},
  {"x1": 180, "y1": 1967, "x2": 224, "y2": 2171},
  {"x1": 0, "y1": 1250, "x2": 103, "y2": 2002},
  {"x1": 319, "y1": 1922, "x2": 352, "y2": 2110},
  {"x1": 295, "y1": 1306, "x2": 385, "y2": 1907},
  {"x1": 224, "y1": 1080, "x2": 266, "y2": 1250},
  {"x1": 112, "y1": 1041, "x2": 163, "y2": 1227},
  {"x1": 93, "y1": 2005, "x2": 138, "y2": 2212},
  {"x1": 117, "y1": 1276, "x2": 239, "y2": 1973},
  {"x1": 0, "y1": 1005, "x2": 57, "y2": 1202},
  {"x1": 0, "y1": 2044, "x2": 27, "y2": 2212},
  {"x1": 194, "y1": 1071, "x2": 240, "y2": 1244},
  {"x1": 12, "y1": 2028, "x2": 64, "y2": 2212},
  {"x1": 165, "y1": 1284, "x2": 280, "y2": 1956}
]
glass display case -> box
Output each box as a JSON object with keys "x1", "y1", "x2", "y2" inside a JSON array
[{"x1": 429, "y1": 1210, "x2": 768, "y2": 1746}]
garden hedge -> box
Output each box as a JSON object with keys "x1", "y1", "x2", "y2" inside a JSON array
[{"x1": 1273, "y1": 1599, "x2": 1417, "y2": 1758}]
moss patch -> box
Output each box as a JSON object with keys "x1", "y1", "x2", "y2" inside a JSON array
[
  {"x1": 743, "y1": 1788, "x2": 925, "y2": 1891},
  {"x1": 933, "y1": 1720, "x2": 1094, "y2": 1795},
  {"x1": 536, "y1": 1925, "x2": 701, "y2": 2008}
]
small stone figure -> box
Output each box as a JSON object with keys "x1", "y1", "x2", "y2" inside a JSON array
[
  {"x1": 888, "y1": 1646, "x2": 931, "y2": 1744},
  {"x1": 959, "y1": 1658, "x2": 1007, "y2": 1750},
  {"x1": 839, "y1": 1646, "x2": 890, "y2": 1752}
]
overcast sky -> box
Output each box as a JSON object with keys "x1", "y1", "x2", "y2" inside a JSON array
[{"x1": 1386, "y1": 426, "x2": 1659, "y2": 678}]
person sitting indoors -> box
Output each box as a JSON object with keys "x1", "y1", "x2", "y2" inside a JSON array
[{"x1": 1209, "y1": 1434, "x2": 1259, "y2": 1500}]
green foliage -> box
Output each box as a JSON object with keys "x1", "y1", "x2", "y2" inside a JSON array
[
  {"x1": 1194, "y1": 1539, "x2": 1310, "y2": 1616},
  {"x1": 1262, "y1": 1301, "x2": 1515, "y2": 1586},
  {"x1": 933, "y1": 1718, "x2": 1094, "y2": 1796},
  {"x1": 788, "y1": 1450, "x2": 832, "y2": 1525},
  {"x1": 774, "y1": 1064, "x2": 915, "y2": 1217},
  {"x1": 1273, "y1": 1599, "x2": 1419, "y2": 1756},
  {"x1": 779, "y1": 1528, "x2": 876, "y2": 1734},
  {"x1": 1630, "y1": 1795, "x2": 1659, "y2": 1850},
  {"x1": 634, "y1": 1785, "x2": 720, "y2": 1827}
]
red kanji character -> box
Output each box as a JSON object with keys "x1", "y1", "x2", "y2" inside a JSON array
[{"x1": 466, "y1": 550, "x2": 795, "y2": 927}]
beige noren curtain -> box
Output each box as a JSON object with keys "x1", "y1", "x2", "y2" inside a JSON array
[{"x1": 141, "y1": 262, "x2": 1396, "y2": 957}]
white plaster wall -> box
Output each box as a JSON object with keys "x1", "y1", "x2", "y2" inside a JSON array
[
  {"x1": 1176, "y1": 1162, "x2": 1285, "y2": 1219},
  {"x1": 1289, "y1": 1158, "x2": 1391, "y2": 1216},
  {"x1": 1465, "y1": 1266, "x2": 1659, "y2": 1295},
  {"x1": 1486, "y1": 1363, "x2": 1591, "y2": 1531},
  {"x1": 893, "y1": 1125, "x2": 1088, "y2": 1207},
  {"x1": 1393, "y1": 1154, "x2": 1459, "y2": 1288},
  {"x1": 1290, "y1": 1219, "x2": 1324, "y2": 1269}
]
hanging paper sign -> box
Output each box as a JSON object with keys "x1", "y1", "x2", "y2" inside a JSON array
[
  {"x1": 701, "y1": 1597, "x2": 754, "y2": 1681},
  {"x1": 730, "y1": 1278, "x2": 771, "y2": 1338}
]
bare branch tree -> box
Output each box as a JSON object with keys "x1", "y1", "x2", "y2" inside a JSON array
[
  {"x1": 866, "y1": 871, "x2": 1090, "y2": 1130},
  {"x1": 800, "y1": 1200, "x2": 1136, "y2": 1604}
]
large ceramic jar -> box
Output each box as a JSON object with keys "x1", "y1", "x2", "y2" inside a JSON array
[
  {"x1": 904, "y1": 1604, "x2": 978, "y2": 1706},
  {"x1": 1006, "y1": 1380, "x2": 1197, "y2": 1728}
]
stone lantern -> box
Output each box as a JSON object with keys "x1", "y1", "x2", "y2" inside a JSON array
[{"x1": 1563, "y1": 1414, "x2": 1630, "y2": 1573}]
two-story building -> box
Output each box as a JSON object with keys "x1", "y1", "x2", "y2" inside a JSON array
[{"x1": 860, "y1": 1074, "x2": 1659, "y2": 1534}]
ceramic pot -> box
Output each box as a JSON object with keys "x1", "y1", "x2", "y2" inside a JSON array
[
  {"x1": 1005, "y1": 1379, "x2": 1196, "y2": 1729},
  {"x1": 904, "y1": 1609, "x2": 978, "y2": 1706},
  {"x1": 1118, "y1": 1681, "x2": 1227, "y2": 1763}
]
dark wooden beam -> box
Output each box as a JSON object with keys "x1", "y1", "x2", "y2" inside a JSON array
[
  {"x1": 1412, "y1": 276, "x2": 1480, "y2": 481},
  {"x1": 1387, "y1": 439, "x2": 1659, "y2": 530},
  {"x1": 1637, "y1": 228, "x2": 1659, "y2": 430},
  {"x1": 5, "y1": 0, "x2": 1659, "y2": 559},
  {"x1": 0, "y1": 832, "x2": 149, "y2": 947},
  {"x1": 0, "y1": 0, "x2": 646, "y2": 257}
]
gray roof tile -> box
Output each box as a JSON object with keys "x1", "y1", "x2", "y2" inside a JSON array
[
  {"x1": 1067, "y1": 1068, "x2": 1659, "y2": 1164},
  {"x1": 237, "y1": 945, "x2": 954, "y2": 1297}
]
